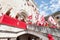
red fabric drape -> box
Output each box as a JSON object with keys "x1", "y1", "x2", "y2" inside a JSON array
[{"x1": 48, "y1": 34, "x2": 54, "y2": 40}]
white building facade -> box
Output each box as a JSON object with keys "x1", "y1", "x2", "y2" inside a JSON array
[{"x1": 0, "y1": 0, "x2": 60, "y2": 40}]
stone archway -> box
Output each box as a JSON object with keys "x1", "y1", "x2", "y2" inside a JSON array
[
  {"x1": 16, "y1": 30, "x2": 45, "y2": 40},
  {"x1": 16, "y1": 29, "x2": 49, "y2": 40},
  {"x1": 16, "y1": 34, "x2": 41, "y2": 40}
]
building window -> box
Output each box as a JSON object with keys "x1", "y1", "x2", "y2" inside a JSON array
[
  {"x1": 56, "y1": 16, "x2": 59, "y2": 19},
  {"x1": 32, "y1": 5, "x2": 34, "y2": 7},
  {"x1": 8, "y1": 38, "x2": 10, "y2": 40},
  {"x1": 6, "y1": 11, "x2": 10, "y2": 16},
  {"x1": 58, "y1": 21, "x2": 60, "y2": 25},
  {"x1": 15, "y1": 15, "x2": 18, "y2": 19},
  {"x1": 26, "y1": 0, "x2": 29, "y2": 1},
  {"x1": 6, "y1": 8, "x2": 12, "y2": 16}
]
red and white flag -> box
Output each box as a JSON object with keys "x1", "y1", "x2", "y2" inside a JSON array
[
  {"x1": 28, "y1": 15, "x2": 32, "y2": 20},
  {"x1": 27, "y1": 15, "x2": 32, "y2": 24},
  {"x1": 41, "y1": 15, "x2": 45, "y2": 22},
  {"x1": 36, "y1": 15, "x2": 45, "y2": 26},
  {"x1": 39, "y1": 15, "x2": 45, "y2": 25},
  {"x1": 48, "y1": 16, "x2": 56, "y2": 25}
]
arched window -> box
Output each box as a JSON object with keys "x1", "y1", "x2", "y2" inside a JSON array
[
  {"x1": 15, "y1": 11, "x2": 27, "y2": 22},
  {"x1": 15, "y1": 14, "x2": 19, "y2": 19},
  {"x1": 56, "y1": 16, "x2": 59, "y2": 19},
  {"x1": 5, "y1": 8, "x2": 12, "y2": 16}
]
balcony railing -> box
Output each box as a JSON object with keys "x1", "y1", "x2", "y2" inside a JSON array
[{"x1": 27, "y1": 24, "x2": 60, "y2": 38}]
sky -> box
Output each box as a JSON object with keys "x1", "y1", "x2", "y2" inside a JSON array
[{"x1": 34, "y1": 0, "x2": 60, "y2": 16}]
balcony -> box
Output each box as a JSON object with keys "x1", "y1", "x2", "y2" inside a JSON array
[
  {"x1": 0, "y1": 14, "x2": 27, "y2": 29},
  {"x1": 27, "y1": 25, "x2": 60, "y2": 38}
]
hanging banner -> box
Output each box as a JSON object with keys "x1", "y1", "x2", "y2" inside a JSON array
[{"x1": 0, "y1": 14, "x2": 27, "y2": 29}]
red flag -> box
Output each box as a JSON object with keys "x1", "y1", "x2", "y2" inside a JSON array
[{"x1": 48, "y1": 34, "x2": 54, "y2": 40}]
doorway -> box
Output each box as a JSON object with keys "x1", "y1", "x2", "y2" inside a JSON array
[{"x1": 17, "y1": 34, "x2": 41, "y2": 40}]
